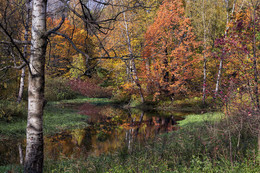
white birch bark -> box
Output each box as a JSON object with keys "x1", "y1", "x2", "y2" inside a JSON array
[
  {"x1": 24, "y1": 0, "x2": 47, "y2": 172},
  {"x1": 17, "y1": 0, "x2": 31, "y2": 103},
  {"x1": 122, "y1": 8, "x2": 144, "y2": 103},
  {"x1": 202, "y1": 0, "x2": 207, "y2": 104},
  {"x1": 215, "y1": 0, "x2": 237, "y2": 98}
]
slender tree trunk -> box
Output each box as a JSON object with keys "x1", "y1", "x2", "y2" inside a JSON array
[
  {"x1": 129, "y1": 59, "x2": 133, "y2": 83},
  {"x1": 24, "y1": 0, "x2": 47, "y2": 172},
  {"x1": 131, "y1": 59, "x2": 145, "y2": 103},
  {"x1": 202, "y1": 0, "x2": 207, "y2": 104},
  {"x1": 124, "y1": 60, "x2": 131, "y2": 82},
  {"x1": 122, "y1": 9, "x2": 144, "y2": 103},
  {"x1": 203, "y1": 54, "x2": 207, "y2": 104},
  {"x1": 17, "y1": 0, "x2": 30, "y2": 103},
  {"x1": 18, "y1": 143, "x2": 24, "y2": 165},
  {"x1": 214, "y1": 0, "x2": 237, "y2": 99},
  {"x1": 215, "y1": 58, "x2": 223, "y2": 98},
  {"x1": 17, "y1": 67, "x2": 26, "y2": 103}
]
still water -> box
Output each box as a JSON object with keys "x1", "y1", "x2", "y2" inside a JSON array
[{"x1": 0, "y1": 102, "x2": 186, "y2": 165}]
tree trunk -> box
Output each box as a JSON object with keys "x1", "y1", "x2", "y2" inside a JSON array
[
  {"x1": 214, "y1": 0, "x2": 236, "y2": 99},
  {"x1": 24, "y1": 0, "x2": 47, "y2": 172},
  {"x1": 202, "y1": 0, "x2": 207, "y2": 105},
  {"x1": 215, "y1": 58, "x2": 223, "y2": 98},
  {"x1": 122, "y1": 8, "x2": 144, "y2": 103},
  {"x1": 131, "y1": 59, "x2": 145, "y2": 103},
  {"x1": 202, "y1": 54, "x2": 207, "y2": 104},
  {"x1": 17, "y1": 67, "x2": 26, "y2": 103},
  {"x1": 17, "y1": 0, "x2": 30, "y2": 103},
  {"x1": 18, "y1": 143, "x2": 24, "y2": 165}
]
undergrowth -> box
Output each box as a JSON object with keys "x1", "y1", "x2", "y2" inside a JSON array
[
  {"x1": 0, "y1": 98, "x2": 90, "y2": 138},
  {"x1": 1, "y1": 97, "x2": 259, "y2": 172},
  {"x1": 40, "y1": 111, "x2": 259, "y2": 172},
  {"x1": 45, "y1": 77, "x2": 78, "y2": 101}
]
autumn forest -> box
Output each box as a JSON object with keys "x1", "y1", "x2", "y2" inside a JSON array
[{"x1": 0, "y1": 0, "x2": 259, "y2": 172}]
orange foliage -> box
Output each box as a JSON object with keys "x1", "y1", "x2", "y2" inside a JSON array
[
  {"x1": 141, "y1": 0, "x2": 201, "y2": 100},
  {"x1": 46, "y1": 17, "x2": 95, "y2": 77}
]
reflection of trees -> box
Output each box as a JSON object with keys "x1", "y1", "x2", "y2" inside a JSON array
[
  {"x1": 0, "y1": 139, "x2": 25, "y2": 165},
  {"x1": 124, "y1": 109, "x2": 177, "y2": 153},
  {"x1": 1, "y1": 106, "x2": 180, "y2": 164}
]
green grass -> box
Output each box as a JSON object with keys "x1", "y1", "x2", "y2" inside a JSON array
[
  {"x1": 1, "y1": 97, "x2": 259, "y2": 172},
  {"x1": 40, "y1": 111, "x2": 259, "y2": 172},
  {"x1": 43, "y1": 103, "x2": 89, "y2": 135},
  {"x1": 0, "y1": 97, "x2": 94, "y2": 138},
  {"x1": 178, "y1": 112, "x2": 224, "y2": 127},
  {"x1": 0, "y1": 164, "x2": 23, "y2": 173},
  {"x1": 53, "y1": 96, "x2": 113, "y2": 106},
  {"x1": 157, "y1": 96, "x2": 217, "y2": 112}
]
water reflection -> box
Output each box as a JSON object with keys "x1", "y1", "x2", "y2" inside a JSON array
[{"x1": 0, "y1": 102, "x2": 184, "y2": 165}]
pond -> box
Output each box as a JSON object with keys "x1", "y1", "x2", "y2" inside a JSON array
[{"x1": 0, "y1": 101, "x2": 187, "y2": 166}]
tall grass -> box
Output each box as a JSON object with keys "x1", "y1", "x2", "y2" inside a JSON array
[{"x1": 42, "y1": 112, "x2": 259, "y2": 172}]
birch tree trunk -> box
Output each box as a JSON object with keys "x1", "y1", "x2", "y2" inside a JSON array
[
  {"x1": 17, "y1": 0, "x2": 30, "y2": 103},
  {"x1": 202, "y1": 0, "x2": 207, "y2": 104},
  {"x1": 202, "y1": 54, "x2": 207, "y2": 104},
  {"x1": 122, "y1": 8, "x2": 144, "y2": 103},
  {"x1": 131, "y1": 59, "x2": 144, "y2": 103},
  {"x1": 214, "y1": 0, "x2": 237, "y2": 99},
  {"x1": 17, "y1": 67, "x2": 26, "y2": 103},
  {"x1": 215, "y1": 58, "x2": 223, "y2": 98},
  {"x1": 24, "y1": 0, "x2": 47, "y2": 172}
]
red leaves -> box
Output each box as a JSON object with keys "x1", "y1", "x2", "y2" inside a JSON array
[{"x1": 69, "y1": 79, "x2": 112, "y2": 98}]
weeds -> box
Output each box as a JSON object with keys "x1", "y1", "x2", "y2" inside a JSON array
[
  {"x1": 1, "y1": 96, "x2": 259, "y2": 172},
  {"x1": 0, "y1": 101, "x2": 27, "y2": 121},
  {"x1": 38, "y1": 111, "x2": 259, "y2": 172},
  {"x1": 45, "y1": 77, "x2": 78, "y2": 101}
]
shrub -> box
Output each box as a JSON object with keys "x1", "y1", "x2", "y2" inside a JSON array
[
  {"x1": 0, "y1": 101, "x2": 26, "y2": 121},
  {"x1": 45, "y1": 77, "x2": 78, "y2": 101},
  {"x1": 111, "y1": 89, "x2": 131, "y2": 103},
  {"x1": 68, "y1": 79, "x2": 112, "y2": 98}
]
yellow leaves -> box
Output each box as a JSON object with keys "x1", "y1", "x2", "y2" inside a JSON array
[
  {"x1": 80, "y1": 29, "x2": 85, "y2": 34},
  {"x1": 71, "y1": 129, "x2": 86, "y2": 146},
  {"x1": 46, "y1": 16, "x2": 98, "y2": 77},
  {"x1": 122, "y1": 82, "x2": 134, "y2": 90}
]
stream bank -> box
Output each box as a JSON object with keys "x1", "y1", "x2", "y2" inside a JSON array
[
  {"x1": 1, "y1": 97, "x2": 258, "y2": 173},
  {"x1": 0, "y1": 97, "x2": 187, "y2": 167}
]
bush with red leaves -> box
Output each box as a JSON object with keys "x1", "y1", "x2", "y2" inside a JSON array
[{"x1": 68, "y1": 79, "x2": 112, "y2": 98}]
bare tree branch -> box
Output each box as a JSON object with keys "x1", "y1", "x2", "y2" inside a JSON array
[
  {"x1": 0, "y1": 63, "x2": 26, "y2": 72},
  {"x1": 0, "y1": 22, "x2": 30, "y2": 67},
  {"x1": 52, "y1": 31, "x2": 90, "y2": 61},
  {"x1": 45, "y1": 14, "x2": 65, "y2": 36},
  {"x1": 0, "y1": 40, "x2": 31, "y2": 45}
]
